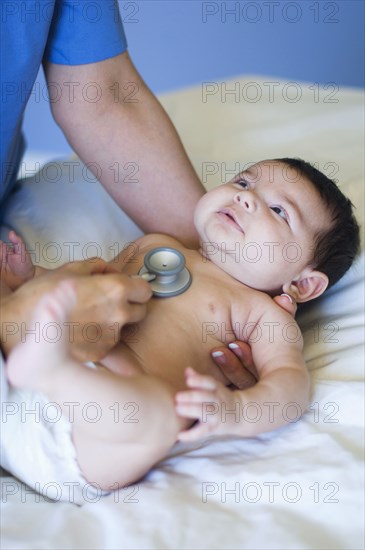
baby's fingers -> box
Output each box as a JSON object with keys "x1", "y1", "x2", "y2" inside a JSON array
[
  {"x1": 176, "y1": 389, "x2": 215, "y2": 406},
  {"x1": 184, "y1": 367, "x2": 217, "y2": 390},
  {"x1": 175, "y1": 401, "x2": 207, "y2": 420},
  {"x1": 175, "y1": 390, "x2": 219, "y2": 428},
  {"x1": 178, "y1": 423, "x2": 213, "y2": 442}
]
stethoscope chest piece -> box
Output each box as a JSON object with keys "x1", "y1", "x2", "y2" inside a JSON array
[{"x1": 138, "y1": 247, "x2": 192, "y2": 298}]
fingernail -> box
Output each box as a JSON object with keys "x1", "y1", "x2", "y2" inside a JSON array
[
  {"x1": 228, "y1": 343, "x2": 239, "y2": 350},
  {"x1": 211, "y1": 351, "x2": 224, "y2": 358},
  {"x1": 280, "y1": 293, "x2": 293, "y2": 303}
]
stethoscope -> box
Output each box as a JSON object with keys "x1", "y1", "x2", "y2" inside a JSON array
[{"x1": 138, "y1": 247, "x2": 192, "y2": 297}]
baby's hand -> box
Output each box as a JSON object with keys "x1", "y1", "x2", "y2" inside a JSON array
[
  {"x1": 175, "y1": 367, "x2": 240, "y2": 441},
  {"x1": 0, "y1": 231, "x2": 35, "y2": 290}
]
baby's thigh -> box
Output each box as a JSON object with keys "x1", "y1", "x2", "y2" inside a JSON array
[{"x1": 73, "y1": 373, "x2": 192, "y2": 490}]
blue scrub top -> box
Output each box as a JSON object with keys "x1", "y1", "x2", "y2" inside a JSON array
[{"x1": 0, "y1": 0, "x2": 127, "y2": 215}]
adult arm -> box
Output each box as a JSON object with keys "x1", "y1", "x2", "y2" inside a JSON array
[{"x1": 43, "y1": 52, "x2": 205, "y2": 248}]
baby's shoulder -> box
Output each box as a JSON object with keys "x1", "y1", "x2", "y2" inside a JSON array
[
  {"x1": 232, "y1": 288, "x2": 300, "y2": 332},
  {"x1": 231, "y1": 289, "x2": 303, "y2": 349}
]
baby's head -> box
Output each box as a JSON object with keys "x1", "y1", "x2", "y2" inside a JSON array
[{"x1": 195, "y1": 158, "x2": 360, "y2": 303}]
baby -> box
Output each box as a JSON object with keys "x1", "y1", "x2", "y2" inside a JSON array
[{"x1": 1, "y1": 158, "x2": 360, "y2": 501}]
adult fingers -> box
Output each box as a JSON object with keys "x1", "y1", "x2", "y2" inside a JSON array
[
  {"x1": 58, "y1": 258, "x2": 118, "y2": 276},
  {"x1": 211, "y1": 341, "x2": 258, "y2": 389},
  {"x1": 120, "y1": 275, "x2": 153, "y2": 304},
  {"x1": 273, "y1": 294, "x2": 297, "y2": 317}
]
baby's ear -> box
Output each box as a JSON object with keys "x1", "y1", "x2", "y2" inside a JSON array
[{"x1": 282, "y1": 268, "x2": 329, "y2": 303}]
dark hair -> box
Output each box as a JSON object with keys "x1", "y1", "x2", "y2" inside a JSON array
[{"x1": 275, "y1": 157, "x2": 361, "y2": 291}]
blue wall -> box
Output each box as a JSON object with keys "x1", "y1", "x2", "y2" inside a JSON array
[{"x1": 23, "y1": 0, "x2": 364, "y2": 155}]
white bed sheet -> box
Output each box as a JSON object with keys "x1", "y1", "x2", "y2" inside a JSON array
[{"x1": 1, "y1": 77, "x2": 364, "y2": 550}]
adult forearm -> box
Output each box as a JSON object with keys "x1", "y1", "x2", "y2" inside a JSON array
[
  {"x1": 46, "y1": 53, "x2": 205, "y2": 248},
  {"x1": 65, "y1": 100, "x2": 203, "y2": 246}
]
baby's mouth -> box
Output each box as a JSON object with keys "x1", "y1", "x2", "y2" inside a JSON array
[{"x1": 218, "y1": 209, "x2": 244, "y2": 233}]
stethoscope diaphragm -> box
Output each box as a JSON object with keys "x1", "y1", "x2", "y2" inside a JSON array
[{"x1": 138, "y1": 247, "x2": 192, "y2": 297}]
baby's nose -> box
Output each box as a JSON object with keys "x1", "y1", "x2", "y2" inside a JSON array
[{"x1": 234, "y1": 191, "x2": 257, "y2": 211}]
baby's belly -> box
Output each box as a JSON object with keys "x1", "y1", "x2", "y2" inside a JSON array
[
  {"x1": 119, "y1": 326, "x2": 232, "y2": 393},
  {"x1": 98, "y1": 328, "x2": 224, "y2": 393},
  {"x1": 107, "y1": 288, "x2": 254, "y2": 393}
]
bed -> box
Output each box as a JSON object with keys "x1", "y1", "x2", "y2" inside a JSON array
[{"x1": 1, "y1": 77, "x2": 364, "y2": 550}]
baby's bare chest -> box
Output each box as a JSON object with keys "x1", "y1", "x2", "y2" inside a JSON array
[{"x1": 115, "y1": 236, "x2": 273, "y2": 387}]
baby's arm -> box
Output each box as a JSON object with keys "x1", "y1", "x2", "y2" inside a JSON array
[{"x1": 176, "y1": 306, "x2": 309, "y2": 440}]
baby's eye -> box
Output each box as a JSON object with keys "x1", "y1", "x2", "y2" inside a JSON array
[
  {"x1": 270, "y1": 206, "x2": 289, "y2": 222},
  {"x1": 235, "y1": 178, "x2": 250, "y2": 189}
]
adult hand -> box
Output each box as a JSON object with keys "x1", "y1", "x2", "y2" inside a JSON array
[
  {"x1": 0, "y1": 259, "x2": 152, "y2": 362},
  {"x1": 211, "y1": 294, "x2": 297, "y2": 389}
]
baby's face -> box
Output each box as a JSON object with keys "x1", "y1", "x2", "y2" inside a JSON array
[{"x1": 194, "y1": 160, "x2": 332, "y2": 294}]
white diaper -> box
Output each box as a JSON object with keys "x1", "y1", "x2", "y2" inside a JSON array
[{"x1": 0, "y1": 355, "x2": 108, "y2": 505}]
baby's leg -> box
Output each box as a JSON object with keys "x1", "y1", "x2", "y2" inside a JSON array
[
  {"x1": 0, "y1": 231, "x2": 37, "y2": 290},
  {"x1": 6, "y1": 281, "x2": 189, "y2": 491}
]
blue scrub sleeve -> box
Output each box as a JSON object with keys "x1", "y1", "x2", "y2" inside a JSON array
[{"x1": 44, "y1": 0, "x2": 128, "y2": 65}]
